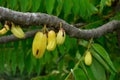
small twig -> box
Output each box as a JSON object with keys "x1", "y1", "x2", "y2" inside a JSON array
[
  {"x1": 0, "y1": 29, "x2": 40, "y2": 44},
  {"x1": 73, "y1": 23, "x2": 86, "y2": 28}
]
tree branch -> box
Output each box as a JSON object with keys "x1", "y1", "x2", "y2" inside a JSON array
[{"x1": 0, "y1": 7, "x2": 120, "y2": 43}]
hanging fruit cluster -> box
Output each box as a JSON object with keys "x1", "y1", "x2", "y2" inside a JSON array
[
  {"x1": 0, "y1": 21, "x2": 25, "y2": 38},
  {"x1": 32, "y1": 23, "x2": 66, "y2": 59},
  {"x1": 0, "y1": 21, "x2": 66, "y2": 59}
]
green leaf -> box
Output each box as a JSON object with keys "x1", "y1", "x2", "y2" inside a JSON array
[
  {"x1": 56, "y1": 0, "x2": 63, "y2": 16},
  {"x1": 63, "y1": 0, "x2": 73, "y2": 18},
  {"x1": 78, "y1": 45, "x2": 86, "y2": 55},
  {"x1": 25, "y1": 51, "x2": 34, "y2": 75},
  {"x1": 72, "y1": 0, "x2": 79, "y2": 16},
  {"x1": 4, "y1": 48, "x2": 11, "y2": 64},
  {"x1": 0, "y1": 0, "x2": 6, "y2": 6},
  {"x1": 45, "y1": 0, "x2": 55, "y2": 14},
  {"x1": 6, "y1": 0, "x2": 17, "y2": 10},
  {"x1": 90, "y1": 58, "x2": 106, "y2": 80},
  {"x1": 85, "y1": 20, "x2": 104, "y2": 29},
  {"x1": 85, "y1": 66, "x2": 96, "y2": 80},
  {"x1": 21, "y1": 40, "x2": 26, "y2": 51},
  {"x1": 43, "y1": 50, "x2": 52, "y2": 64},
  {"x1": 79, "y1": 40, "x2": 88, "y2": 47},
  {"x1": 13, "y1": 41, "x2": 20, "y2": 49},
  {"x1": 92, "y1": 43, "x2": 117, "y2": 72},
  {"x1": 58, "y1": 59, "x2": 64, "y2": 71},
  {"x1": 51, "y1": 48, "x2": 58, "y2": 63},
  {"x1": 91, "y1": 49, "x2": 114, "y2": 73},
  {"x1": 74, "y1": 68, "x2": 87, "y2": 80},
  {"x1": 34, "y1": 59, "x2": 42, "y2": 75},
  {"x1": 38, "y1": 0, "x2": 46, "y2": 12},
  {"x1": 100, "y1": 0, "x2": 109, "y2": 13},
  {"x1": 17, "y1": 50, "x2": 24, "y2": 75},
  {"x1": 79, "y1": 0, "x2": 98, "y2": 18},
  {"x1": 110, "y1": 13, "x2": 120, "y2": 21},
  {"x1": 109, "y1": 73, "x2": 116, "y2": 80},
  {"x1": 11, "y1": 49, "x2": 17, "y2": 75},
  {"x1": 57, "y1": 45, "x2": 65, "y2": 55},
  {"x1": 68, "y1": 38, "x2": 77, "y2": 58},
  {"x1": 80, "y1": 61, "x2": 91, "y2": 80},
  {"x1": 0, "y1": 49, "x2": 5, "y2": 73},
  {"x1": 64, "y1": 35, "x2": 72, "y2": 50},
  {"x1": 19, "y1": 0, "x2": 32, "y2": 11},
  {"x1": 31, "y1": 0, "x2": 41, "y2": 12}
]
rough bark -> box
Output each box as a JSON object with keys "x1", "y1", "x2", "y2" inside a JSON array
[{"x1": 0, "y1": 7, "x2": 120, "y2": 43}]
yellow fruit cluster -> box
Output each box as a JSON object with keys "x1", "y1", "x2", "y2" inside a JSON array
[
  {"x1": 32, "y1": 28, "x2": 66, "y2": 59},
  {"x1": 11, "y1": 22, "x2": 25, "y2": 38},
  {"x1": 0, "y1": 21, "x2": 25, "y2": 38}
]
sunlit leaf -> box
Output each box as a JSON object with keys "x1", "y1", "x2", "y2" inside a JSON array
[
  {"x1": 56, "y1": 0, "x2": 63, "y2": 16},
  {"x1": 72, "y1": 0, "x2": 79, "y2": 16},
  {"x1": 63, "y1": 0, "x2": 73, "y2": 18},
  {"x1": 31, "y1": 0, "x2": 41, "y2": 12},
  {"x1": 79, "y1": 0, "x2": 98, "y2": 18},
  {"x1": 45, "y1": 0, "x2": 55, "y2": 14},
  {"x1": 6, "y1": 0, "x2": 17, "y2": 10},
  {"x1": 19, "y1": 0, "x2": 32, "y2": 11},
  {"x1": 100, "y1": 0, "x2": 109, "y2": 13}
]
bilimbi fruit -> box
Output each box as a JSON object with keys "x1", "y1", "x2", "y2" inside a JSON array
[
  {"x1": 0, "y1": 23, "x2": 10, "y2": 35},
  {"x1": 47, "y1": 30, "x2": 56, "y2": 51},
  {"x1": 32, "y1": 32, "x2": 47, "y2": 58},
  {"x1": 56, "y1": 28, "x2": 66, "y2": 45},
  {"x1": 84, "y1": 51, "x2": 92, "y2": 66},
  {"x1": 11, "y1": 23, "x2": 25, "y2": 38}
]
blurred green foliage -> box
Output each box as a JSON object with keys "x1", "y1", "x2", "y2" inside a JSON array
[{"x1": 0, "y1": 0, "x2": 120, "y2": 80}]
